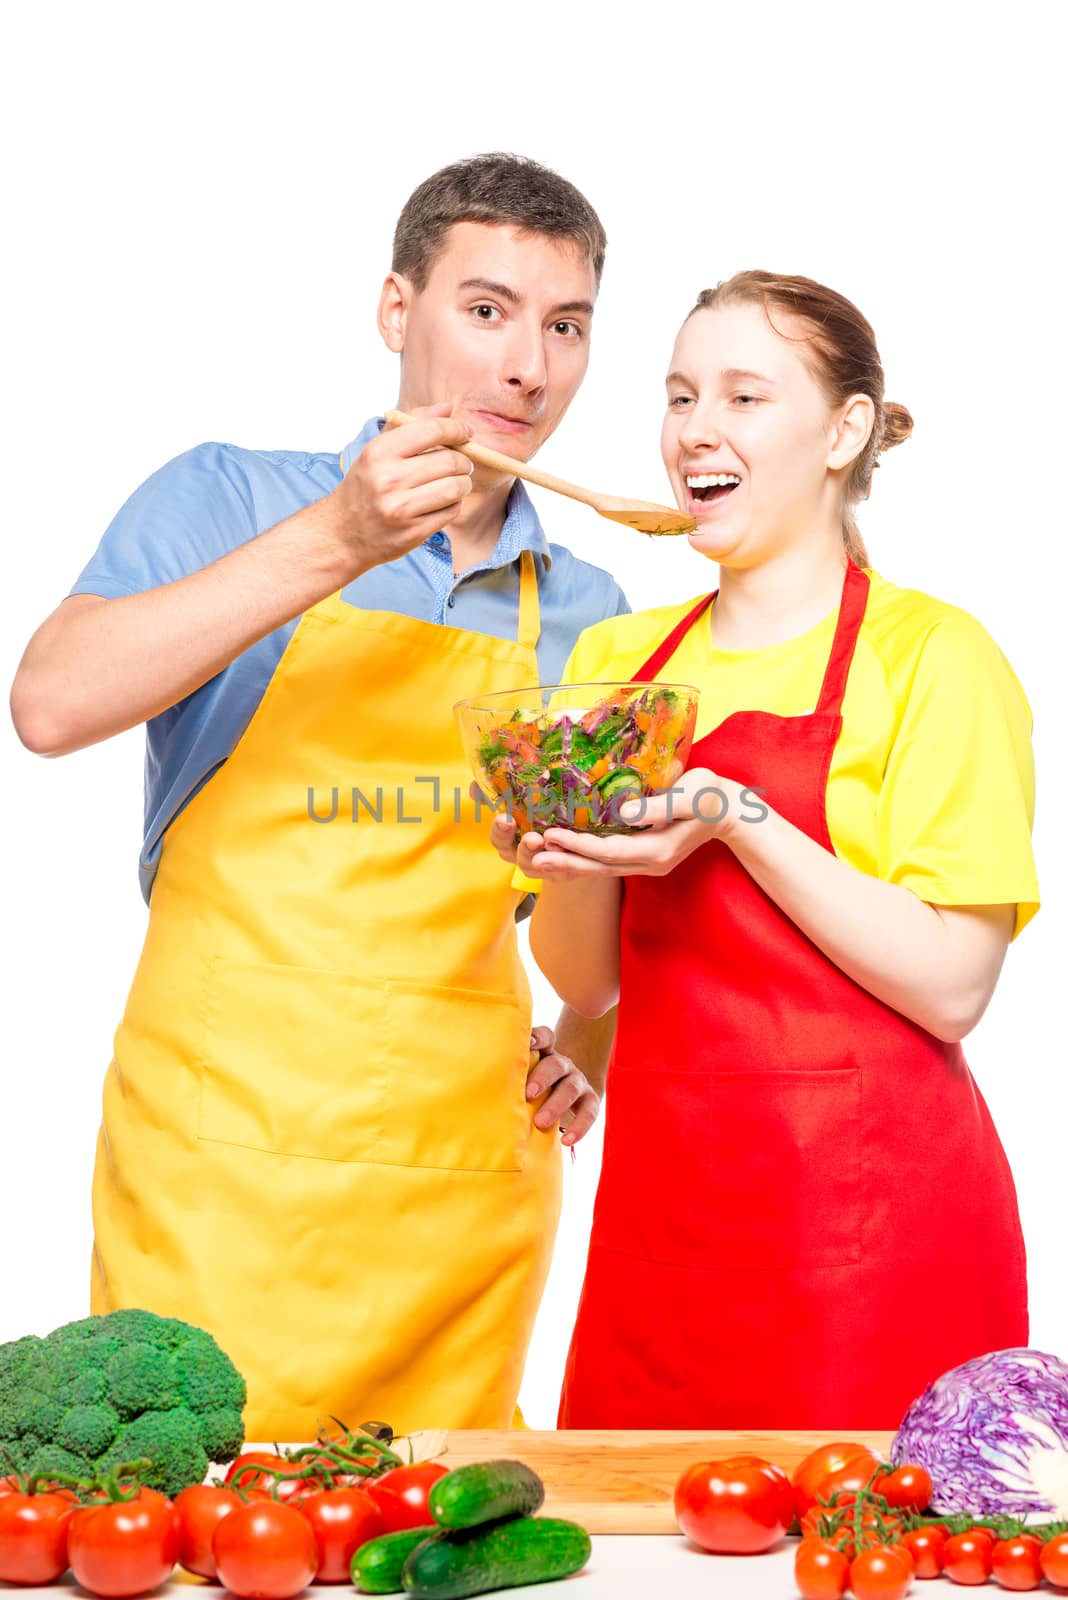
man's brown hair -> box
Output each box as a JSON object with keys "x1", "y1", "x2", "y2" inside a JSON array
[{"x1": 392, "y1": 152, "x2": 607, "y2": 292}]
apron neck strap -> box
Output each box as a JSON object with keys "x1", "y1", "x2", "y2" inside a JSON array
[
  {"x1": 634, "y1": 591, "x2": 716, "y2": 681},
  {"x1": 303, "y1": 537, "x2": 542, "y2": 649},
  {"x1": 814, "y1": 561, "x2": 870, "y2": 716},
  {"x1": 517, "y1": 548, "x2": 541, "y2": 651},
  {"x1": 632, "y1": 560, "x2": 870, "y2": 708}
]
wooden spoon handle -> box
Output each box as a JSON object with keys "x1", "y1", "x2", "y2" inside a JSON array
[{"x1": 383, "y1": 409, "x2": 601, "y2": 511}]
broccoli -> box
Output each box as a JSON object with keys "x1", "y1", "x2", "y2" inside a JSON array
[{"x1": 0, "y1": 1308, "x2": 246, "y2": 1496}]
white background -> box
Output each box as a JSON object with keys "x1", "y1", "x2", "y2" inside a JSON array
[{"x1": 2, "y1": 3, "x2": 1064, "y2": 1428}]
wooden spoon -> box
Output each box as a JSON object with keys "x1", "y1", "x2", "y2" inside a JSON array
[{"x1": 383, "y1": 408, "x2": 694, "y2": 536}]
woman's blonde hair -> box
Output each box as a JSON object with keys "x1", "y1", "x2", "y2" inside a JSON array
[{"x1": 688, "y1": 272, "x2": 913, "y2": 566}]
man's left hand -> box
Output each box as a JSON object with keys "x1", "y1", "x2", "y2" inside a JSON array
[{"x1": 526, "y1": 1025, "x2": 600, "y2": 1146}]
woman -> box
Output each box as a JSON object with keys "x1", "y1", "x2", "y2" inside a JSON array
[{"x1": 490, "y1": 272, "x2": 1039, "y2": 1428}]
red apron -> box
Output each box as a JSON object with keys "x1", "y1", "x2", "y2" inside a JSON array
[{"x1": 557, "y1": 560, "x2": 1027, "y2": 1428}]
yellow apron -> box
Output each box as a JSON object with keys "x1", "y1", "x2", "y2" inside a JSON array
[{"x1": 90, "y1": 545, "x2": 562, "y2": 1438}]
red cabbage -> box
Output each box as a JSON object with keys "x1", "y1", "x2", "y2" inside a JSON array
[{"x1": 891, "y1": 1347, "x2": 1068, "y2": 1518}]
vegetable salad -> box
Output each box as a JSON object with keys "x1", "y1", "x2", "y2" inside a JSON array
[{"x1": 475, "y1": 683, "x2": 698, "y2": 835}]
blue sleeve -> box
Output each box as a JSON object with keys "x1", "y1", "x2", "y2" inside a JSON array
[
  {"x1": 608, "y1": 580, "x2": 632, "y2": 618},
  {"x1": 68, "y1": 443, "x2": 256, "y2": 598}
]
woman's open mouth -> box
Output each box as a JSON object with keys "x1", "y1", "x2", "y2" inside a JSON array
[{"x1": 686, "y1": 472, "x2": 741, "y2": 511}]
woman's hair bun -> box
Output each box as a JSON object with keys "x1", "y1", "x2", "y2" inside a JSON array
[{"x1": 880, "y1": 401, "x2": 913, "y2": 451}]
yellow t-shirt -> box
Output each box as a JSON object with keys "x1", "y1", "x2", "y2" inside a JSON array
[{"x1": 516, "y1": 569, "x2": 1039, "y2": 938}]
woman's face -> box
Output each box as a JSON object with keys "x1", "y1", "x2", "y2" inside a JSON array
[{"x1": 661, "y1": 301, "x2": 844, "y2": 566}]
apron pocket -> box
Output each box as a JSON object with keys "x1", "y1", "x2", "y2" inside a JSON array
[
  {"x1": 596, "y1": 1065, "x2": 862, "y2": 1270},
  {"x1": 197, "y1": 957, "x2": 530, "y2": 1172}
]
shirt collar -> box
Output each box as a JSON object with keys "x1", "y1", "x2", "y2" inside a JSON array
[{"x1": 341, "y1": 417, "x2": 553, "y2": 571}]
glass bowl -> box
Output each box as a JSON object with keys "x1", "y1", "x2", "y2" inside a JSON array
[{"x1": 455, "y1": 681, "x2": 700, "y2": 835}]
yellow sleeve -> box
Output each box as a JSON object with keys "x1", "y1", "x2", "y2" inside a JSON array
[
  {"x1": 877, "y1": 614, "x2": 1039, "y2": 938},
  {"x1": 509, "y1": 628, "x2": 611, "y2": 897}
]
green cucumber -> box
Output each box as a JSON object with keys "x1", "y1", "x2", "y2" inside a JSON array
[
  {"x1": 594, "y1": 766, "x2": 642, "y2": 799},
  {"x1": 428, "y1": 1459, "x2": 544, "y2": 1529},
  {"x1": 590, "y1": 711, "x2": 629, "y2": 755},
  {"x1": 542, "y1": 725, "x2": 596, "y2": 767},
  {"x1": 352, "y1": 1528, "x2": 441, "y2": 1594},
  {"x1": 402, "y1": 1516, "x2": 592, "y2": 1599}
]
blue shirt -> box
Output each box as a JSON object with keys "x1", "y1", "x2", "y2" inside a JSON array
[{"x1": 70, "y1": 417, "x2": 631, "y2": 901}]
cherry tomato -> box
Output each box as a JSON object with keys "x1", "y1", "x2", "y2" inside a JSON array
[
  {"x1": 0, "y1": 1490, "x2": 75, "y2": 1585},
  {"x1": 226, "y1": 1452, "x2": 294, "y2": 1491},
  {"x1": 212, "y1": 1500, "x2": 318, "y2": 1599},
  {"x1": 795, "y1": 1537, "x2": 851, "y2": 1599},
  {"x1": 1040, "y1": 1532, "x2": 1068, "y2": 1589},
  {"x1": 674, "y1": 1455, "x2": 793, "y2": 1554},
  {"x1": 902, "y1": 1523, "x2": 947, "y2": 1577},
  {"x1": 889, "y1": 1541, "x2": 915, "y2": 1576},
  {"x1": 877, "y1": 1463, "x2": 934, "y2": 1512},
  {"x1": 850, "y1": 1544, "x2": 912, "y2": 1600},
  {"x1": 365, "y1": 1464, "x2": 449, "y2": 1533},
  {"x1": 990, "y1": 1534, "x2": 1043, "y2": 1591},
  {"x1": 298, "y1": 1486, "x2": 383, "y2": 1583},
  {"x1": 793, "y1": 1443, "x2": 881, "y2": 1518},
  {"x1": 227, "y1": 1454, "x2": 327, "y2": 1506},
  {"x1": 174, "y1": 1483, "x2": 242, "y2": 1578},
  {"x1": 800, "y1": 1499, "x2": 905, "y2": 1559},
  {"x1": 68, "y1": 1488, "x2": 180, "y2": 1599},
  {"x1": 943, "y1": 1529, "x2": 995, "y2": 1585}
]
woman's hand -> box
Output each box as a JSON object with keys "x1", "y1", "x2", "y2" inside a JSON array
[{"x1": 533, "y1": 768, "x2": 749, "y2": 880}]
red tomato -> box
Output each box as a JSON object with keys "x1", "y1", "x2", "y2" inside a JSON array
[
  {"x1": 990, "y1": 1534, "x2": 1043, "y2": 1591},
  {"x1": 226, "y1": 1453, "x2": 326, "y2": 1505},
  {"x1": 226, "y1": 1452, "x2": 294, "y2": 1490},
  {"x1": 68, "y1": 1488, "x2": 180, "y2": 1599},
  {"x1": 795, "y1": 1538, "x2": 851, "y2": 1599},
  {"x1": 365, "y1": 1464, "x2": 449, "y2": 1533},
  {"x1": 212, "y1": 1500, "x2": 318, "y2": 1599},
  {"x1": 902, "y1": 1523, "x2": 947, "y2": 1577},
  {"x1": 793, "y1": 1443, "x2": 881, "y2": 1517},
  {"x1": 819, "y1": 1460, "x2": 882, "y2": 1503},
  {"x1": 0, "y1": 1490, "x2": 75, "y2": 1585},
  {"x1": 895, "y1": 1536, "x2": 920, "y2": 1574},
  {"x1": 673, "y1": 1456, "x2": 793, "y2": 1554},
  {"x1": 298, "y1": 1486, "x2": 383, "y2": 1582},
  {"x1": 849, "y1": 1544, "x2": 912, "y2": 1600},
  {"x1": 715, "y1": 1455, "x2": 796, "y2": 1529},
  {"x1": 800, "y1": 1501, "x2": 905, "y2": 1559},
  {"x1": 943, "y1": 1529, "x2": 995, "y2": 1585},
  {"x1": 877, "y1": 1463, "x2": 933, "y2": 1512},
  {"x1": 1040, "y1": 1532, "x2": 1068, "y2": 1589},
  {"x1": 174, "y1": 1483, "x2": 242, "y2": 1578}
]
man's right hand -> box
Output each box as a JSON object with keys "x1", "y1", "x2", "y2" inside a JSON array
[
  {"x1": 329, "y1": 402, "x2": 475, "y2": 574},
  {"x1": 477, "y1": 784, "x2": 550, "y2": 879},
  {"x1": 12, "y1": 404, "x2": 475, "y2": 759}
]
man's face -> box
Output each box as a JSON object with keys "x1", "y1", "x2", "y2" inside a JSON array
[{"x1": 382, "y1": 222, "x2": 596, "y2": 463}]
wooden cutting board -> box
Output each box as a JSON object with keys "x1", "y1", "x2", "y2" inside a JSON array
[{"x1": 431, "y1": 1430, "x2": 896, "y2": 1533}]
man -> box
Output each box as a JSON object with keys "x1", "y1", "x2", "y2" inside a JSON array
[{"x1": 11, "y1": 153, "x2": 625, "y2": 1436}]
